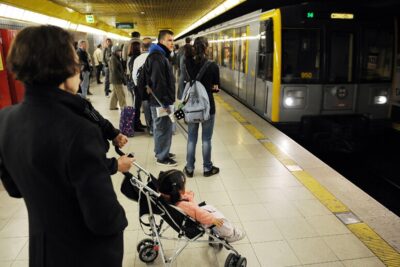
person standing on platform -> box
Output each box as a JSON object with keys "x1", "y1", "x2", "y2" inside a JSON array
[
  {"x1": 109, "y1": 45, "x2": 127, "y2": 110},
  {"x1": 76, "y1": 39, "x2": 90, "y2": 100},
  {"x1": 0, "y1": 25, "x2": 129, "y2": 267},
  {"x1": 177, "y1": 37, "x2": 192, "y2": 99},
  {"x1": 144, "y1": 30, "x2": 176, "y2": 166},
  {"x1": 183, "y1": 37, "x2": 220, "y2": 178},
  {"x1": 103, "y1": 38, "x2": 113, "y2": 97},
  {"x1": 93, "y1": 44, "x2": 104, "y2": 84},
  {"x1": 133, "y1": 38, "x2": 153, "y2": 135},
  {"x1": 122, "y1": 31, "x2": 141, "y2": 74}
]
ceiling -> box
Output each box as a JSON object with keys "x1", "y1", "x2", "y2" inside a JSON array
[{"x1": 49, "y1": 0, "x2": 227, "y2": 37}]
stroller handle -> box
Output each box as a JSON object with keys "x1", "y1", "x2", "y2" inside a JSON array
[{"x1": 114, "y1": 146, "x2": 151, "y2": 176}]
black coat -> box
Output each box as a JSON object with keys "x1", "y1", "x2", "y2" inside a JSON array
[
  {"x1": 144, "y1": 44, "x2": 176, "y2": 106},
  {"x1": 0, "y1": 85, "x2": 128, "y2": 267}
]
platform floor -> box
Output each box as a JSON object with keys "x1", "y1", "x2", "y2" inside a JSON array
[{"x1": 0, "y1": 82, "x2": 399, "y2": 267}]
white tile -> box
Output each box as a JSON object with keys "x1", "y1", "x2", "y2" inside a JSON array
[
  {"x1": 10, "y1": 261, "x2": 28, "y2": 267},
  {"x1": 294, "y1": 199, "x2": 332, "y2": 217},
  {"x1": 0, "y1": 219, "x2": 28, "y2": 238},
  {"x1": 0, "y1": 261, "x2": 12, "y2": 267},
  {"x1": 289, "y1": 237, "x2": 338, "y2": 264},
  {"x1": 0, "y1": 238, "x2": 27, "y2": 261},
  {"x1": 282, "y1": 187, "x2": 315, "y2": 200},
  {"x1": 227, "y1": 190, "x2": 260, "y2": 205},
  {"x1": 253, "y1": 240, "x2": 301, "y2": 267},
  {"x1": 274, "y1": 217, "x2": 319, "y2": 240},
  {"x1": 342, "y1": 257, "x2": 385, "y2": 267},
  {"x1": 305, "y1": 215, "x2": 350, "y2": 236},
  {"x1": 304, "y1": 261, "x2": 344, "y2": 267},
  {"x1": 221, "y1": 177, "x2": 252, "y2": 191},
  {"x1": 255, "y1": 189, "x2": 287, "y2": 203},
  {"x1": 323, "y1": 234, "x2": 374, "y2": 260},
  {"x1": 264, "y1": 201, "x2": 303, "y2": 219},
  {"x1": 176, "y1": 247, "x2": 218, "y2": 267},
  {"x1": 242, "y1": 221, "x2": 283, "y2": 243},
  {"x1": 235, "y1": 204, "x2": 271, "y2": 222},
  {"x1": 15, "y1": 241, "x2": 28, "y2": 260},
  {"x1": 196, "y1": 178, "x2": 225, "y2": 193}
]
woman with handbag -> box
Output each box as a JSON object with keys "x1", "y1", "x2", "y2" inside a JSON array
[{"x1": 183, "y1": 37, "x2": 221, "y2": 178}]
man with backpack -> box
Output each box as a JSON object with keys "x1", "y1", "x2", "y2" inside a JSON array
[
  {"x1": 143, "y1": 30, "x2": 177, "y2": 166},
  {"x1": 182, "y1": 37, "x2": 220, "y2": 177}
]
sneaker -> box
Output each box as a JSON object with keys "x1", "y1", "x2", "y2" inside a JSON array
[
  {"x1": 183, "y1": 167, "x2": 194, "y2": 178},
  {"x1": 203, "y1": 166, "x2": 220, "y2": 177},
  {"x1": 225, "y1": 228, "x2": 245, "y2": 243},
  {"x1": 156, "y1": 158, "x2": 178, "y2": 167},
  {"x1": 109, "y1": 107, "x2": 118, "y2": 110},
  {"x1": 154, "y1": 153, "x2": 176, "y2": 160}
]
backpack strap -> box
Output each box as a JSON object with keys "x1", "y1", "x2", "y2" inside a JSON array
[{"x1": 195, "y1": 60, "x2": 211, "y2": 81}]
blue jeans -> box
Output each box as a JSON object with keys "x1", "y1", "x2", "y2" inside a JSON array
[
  {"x1": 80, "y1": 71, "x2": 90, "y2": 98},
  {"x1": 104, "y1": 66, "x2": 110, "y2": 95},
  {"x1": 186, "y1": 114, "x2": 215, "y2": 172},
  {"x1": 151, "y1": 106, "x2": 173, "y2": 161}
]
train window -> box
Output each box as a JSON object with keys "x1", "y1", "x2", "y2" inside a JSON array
[
  {"x1": 207, "y1": 35, "x2": 214, "y2": 61},
  {"x1": 328, "y1": 31, "x2": 354, "y2": 83},
  {"x1": 257, "y1": 19, "x2": 273, "y2": 80},
  {"x1": 361, "y1": 29, "x2": 393, "y2": 82},
  {"x1": 282, "y1": 29, "x2": 320, "y2": 83},
  {"x1": 221, "y1": 29, "x2": 233, "y2": 69}
]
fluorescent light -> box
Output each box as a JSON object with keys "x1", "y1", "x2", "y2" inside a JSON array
[
  {"x1": 0, "y1": 3, "x2": 129, "y2": 40},
  {"x1": 175, "y1": 0, "x2": 246, "y2": 39},
  {"x1": 374, "y1": 96, "x2": 387, "y2": 105}
]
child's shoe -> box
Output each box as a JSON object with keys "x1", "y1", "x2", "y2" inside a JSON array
[{"x1": 225, "y1": 228, "x2": 245, "y2": 243}]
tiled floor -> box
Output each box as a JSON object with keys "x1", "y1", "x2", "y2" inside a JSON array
[{"x1": 0, "y1": 83, "x2": 393, "y2": 266}]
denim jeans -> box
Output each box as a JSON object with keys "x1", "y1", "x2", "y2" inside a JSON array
[
  {"x1": 80, "y1": 71, "x2": 90, "y2": 98},
  {"x1": 151, "y1": 106, "x2": 173, "y2": 161},
  {"x1": 104, "y1": 66, "x2": 110, "y2": 95},
  {"x1": 142, "y1": 100, "x2": 153, "y2": 132},
  {"x1": 185, "y1": 114, "x2": 215, "y2": 172}
]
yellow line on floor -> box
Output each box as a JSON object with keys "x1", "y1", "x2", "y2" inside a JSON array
[
  {"x1": 348, "y1": 223, "x2": 400, "y2": 266},
  {"x1": 216, "y1": 93, "x2": 400, "y2": 263}
]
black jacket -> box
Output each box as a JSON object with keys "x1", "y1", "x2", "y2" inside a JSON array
[
  {"x1": 185, "y1": 58, "x2": 220, "y2": 115},
  {"x1": 144, "y1": 44, "x2": 175, "y2": 106},
  {"x1": 77, "y1": 48, "x2": 90, "y2": 72},
  {"x1": 0, "y1": 85, "x2": 127, "y2": 267},
  {"x1": 109, "y1": 54, "x2": 125, "y2": 85}
]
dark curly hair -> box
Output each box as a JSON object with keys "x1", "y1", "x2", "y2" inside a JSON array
[
  {"x1": 157, "y1": 170, "x2": 186, "y2": 204},
  {"x1": 7, "y1": 25, "x2": 79, "y2": 86}
]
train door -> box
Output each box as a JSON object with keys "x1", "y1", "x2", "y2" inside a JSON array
[
  {"x1": 237, "y1": 26, "x2": 248, "y2": 101},
  {"x1": 0, "y1": 29, "x2": 25, "y2": 104},
  {"x1": 322, "y1": 28, "x2": 356, "y2": 113},
  {"x1": 0, "y1": 32, "x2": 12, "y2": 109}
]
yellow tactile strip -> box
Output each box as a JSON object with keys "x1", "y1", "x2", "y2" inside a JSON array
[{"x1": 214, "y1": 94, "x2": 400, "y2": 266}]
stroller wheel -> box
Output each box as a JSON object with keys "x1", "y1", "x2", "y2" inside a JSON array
[
  {"x1": 224, "y1": 253, "x2": 247, "y2": 267},
  {"x1": 208, "y1": 236, "x2": 223, "y2": 250},
  {"x1": 139, "y1": 244, "x2": 159, "y2": 263},
  {"x1": 136, "y1": 238, "x2": 154, "y2": 253}
]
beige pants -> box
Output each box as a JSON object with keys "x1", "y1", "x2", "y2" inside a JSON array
[
  {"x1": 109, "y1": 84, "x2": 127, "y2": 109},
  {"x1": 201, "y1": 204, "x2": 234, "y2": 238}
]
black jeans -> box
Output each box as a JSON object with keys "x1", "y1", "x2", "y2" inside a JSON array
[
  {"x1": 133, "y1": 86, "x2": 143, "y2": 128},
  {"x1": 96, "y1": 63, "x2": 103, "y2": 83}
]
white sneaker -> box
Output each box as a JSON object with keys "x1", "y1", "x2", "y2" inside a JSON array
[{"x1": 225, "y1": 228, "x2": 245, "y2": 243}]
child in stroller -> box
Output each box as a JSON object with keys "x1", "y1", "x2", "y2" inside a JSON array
[
  {"x1": 116, "y1": 147, "x2": 247, "y2": 266},
  {"x1": 158, "y1": 169, "x2": 245, "y2": 243}
]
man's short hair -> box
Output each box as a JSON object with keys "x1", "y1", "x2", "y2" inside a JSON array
[
  {"x1": 7, "y1": 25, "x2": 79, "y2": 86},
  {"x1": 97, "y1": 44, "x2": 102, "y2": 48},
  {"x1": 78, "y1": 39, "x2": 86, "y2": 46},
  {"x1": 142, "y1": 41, "x2": 152, "y2": 50},
  {"x1": 158, "y1": 30, "x2": 174, "y2": 42},
  {"x1": 185, "y1": 37, "x2": 191, "y2": 44},
  {"x1": 131, "y1": 31, "x2": 140, "y2": 38}
]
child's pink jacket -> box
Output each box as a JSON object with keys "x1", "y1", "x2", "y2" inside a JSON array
[{"x1": 176, "y1": 191, "x2": 215, "y2": 225}]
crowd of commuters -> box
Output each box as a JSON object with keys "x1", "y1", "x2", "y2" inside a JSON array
[{"x1": 0, "y1": 24, "x2": 223, "y2": 266}]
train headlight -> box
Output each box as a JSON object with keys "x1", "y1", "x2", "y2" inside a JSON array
[
  {"x1": 285, "y1": 97, "x2": 295, "y2": 106},
  {"x1": 374, "y1": 96, "x2": 387, "y2": 105},
  {"x1": 283, "y1": 88, "x2": 306, "y2": 108}
]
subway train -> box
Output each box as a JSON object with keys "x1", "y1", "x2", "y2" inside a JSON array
[{"x1": 178, "y1": 2, "x2": 396, "y2": 139}]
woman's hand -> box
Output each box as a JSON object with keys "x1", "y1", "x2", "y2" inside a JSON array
[
  {"x1": 113, "y1": 133, "x2": 128, "y2": 148},
  {"x1": 117, "y1": 155, "x2": 135, "y2": 173},
  {"x1": 212, "y1": 218, "x2": 224, "y2": 227}
]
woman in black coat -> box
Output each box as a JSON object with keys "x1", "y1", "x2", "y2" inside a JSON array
[{"x1": 0, "y1": 25, "x2": 132, "y2": 267}]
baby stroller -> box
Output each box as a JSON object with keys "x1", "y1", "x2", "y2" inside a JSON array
[{"x1": 116, "y1": 147, "x2": 247, "y2": 267}]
